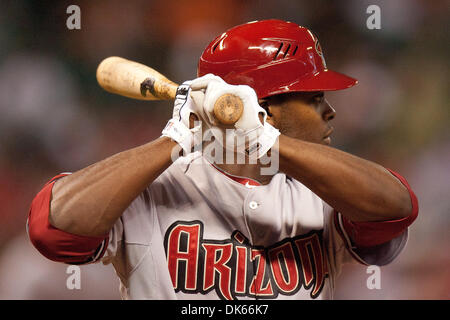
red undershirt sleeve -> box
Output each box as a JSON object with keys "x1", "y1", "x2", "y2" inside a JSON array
[
  {"x1": 27, "y1": 174, "x2": 109, "y2": 264},
  {"x1": 338, "y1": 168, "x2": 419, "y2": 248}
]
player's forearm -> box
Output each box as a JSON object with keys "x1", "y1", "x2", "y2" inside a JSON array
[
  {"x1": 277, "y1": 135, "x2": 412, "y2": 222},
  {"x1": 49, "y1": 136, "x2": 177, "y2": 237}
]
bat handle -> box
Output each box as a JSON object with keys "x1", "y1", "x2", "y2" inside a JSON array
[{"x1": 213, "y1": 94, "x2": 244, "y2": 125}]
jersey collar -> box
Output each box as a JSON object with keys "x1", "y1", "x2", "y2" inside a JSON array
[{"x1": 209, "y1": 163, "x2": 261, "y2": 188}]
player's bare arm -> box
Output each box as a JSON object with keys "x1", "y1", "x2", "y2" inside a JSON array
[
  {"x1": 208, "y1": 92, "x2": 411, "y2": 223},
  {"x1": 277, "y1": 134, "x2": 411, "y2": 222},
  {"x1": 49, "y1": 80, "x2": 204, "y2": 237},
  {"x1": 263, "y1": 91, "x2": 412, "y2": 222},
  {"x1": 49, "y1": 137, "x2": 177, "y2": 237},
  {"x1": 195, "y1": 80, "x2": 412, "y2": 223}
]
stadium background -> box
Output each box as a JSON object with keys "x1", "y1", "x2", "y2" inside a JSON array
[{"x1": 0, "y1": 0, "x2": 448, "y2": 299}]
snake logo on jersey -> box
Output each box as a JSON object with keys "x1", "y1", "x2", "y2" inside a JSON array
[{"x1": 164, "y1": 220, "x2": 329, "y2": 300}]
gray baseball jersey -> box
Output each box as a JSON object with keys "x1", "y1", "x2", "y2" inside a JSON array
[{"x1": 97, "y1": 152, "x2": 408, "y2": 300}]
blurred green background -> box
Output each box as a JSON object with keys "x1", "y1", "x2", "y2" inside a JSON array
[{"x1": 0, "y1": 0, "x2": 448, "y2": 299}]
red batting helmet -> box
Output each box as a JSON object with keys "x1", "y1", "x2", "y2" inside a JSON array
[{"x1": 198, "y1": 19, "x2": 357, "y2": 99}]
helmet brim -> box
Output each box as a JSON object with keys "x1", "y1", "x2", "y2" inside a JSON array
[{"x1": 263, "y1": 69, "x2": 358, "y2": 98}]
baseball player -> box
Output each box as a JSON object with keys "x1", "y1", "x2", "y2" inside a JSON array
[{"x1": 27, "y1": 20, "x2": 418, "y2": 300}]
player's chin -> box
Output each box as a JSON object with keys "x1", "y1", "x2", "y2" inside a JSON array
[{"x1": 322, "y1": 128, "x2": 333, "y2": 146}]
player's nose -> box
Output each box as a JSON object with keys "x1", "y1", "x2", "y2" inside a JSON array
[{"x1": 322, "y1": 100, "x2": 336, "y2": 122}]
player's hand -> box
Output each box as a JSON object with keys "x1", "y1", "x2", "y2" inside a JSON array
[
  {"x1": 190, "y1": 74, "x2": 280, "y2": 158},
  {"x1": 161, "y1": 81, "x2": 201, "y2": 154}
]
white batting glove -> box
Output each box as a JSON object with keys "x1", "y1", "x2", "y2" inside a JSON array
[
  {"x1": 190, "y1": 74, "x2": 280, "y2": 158},
  {"x1": 161, "y1": 81, "x2": 201, "y2": 154}
]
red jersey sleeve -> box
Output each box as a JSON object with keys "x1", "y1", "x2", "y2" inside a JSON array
[
  {"x1": 338, "y1": 169, "x2": 419, "y2": 248},
  {"x1": 27, "y1": 174, "x2": 109, "y2": 264}
]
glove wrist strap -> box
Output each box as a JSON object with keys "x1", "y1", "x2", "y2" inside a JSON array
[{"x1": 161, "y1": 119, "x2": 193, "y2": 154}]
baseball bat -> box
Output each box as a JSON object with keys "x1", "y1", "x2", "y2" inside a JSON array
[{"x1": 96, "y1": 56, "x2": 243, "y2": 125}]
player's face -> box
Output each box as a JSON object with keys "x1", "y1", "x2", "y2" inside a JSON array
[{"x1": 265, "y1": 92, "x2": 336, "y2": 145}]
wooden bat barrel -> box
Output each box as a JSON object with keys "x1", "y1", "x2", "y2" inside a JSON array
[{"x1": 96, "y1": 56, "x2": 243, "y2": 125}]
